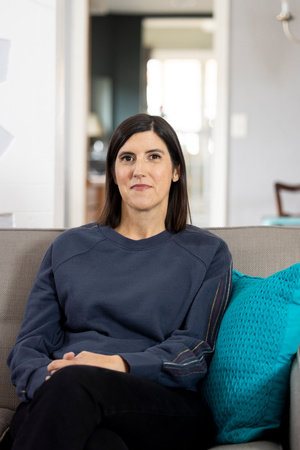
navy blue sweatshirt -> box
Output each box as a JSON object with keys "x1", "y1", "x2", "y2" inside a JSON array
[{"x1": 7, "y1": 223, "x2": 232, "y2": 401}]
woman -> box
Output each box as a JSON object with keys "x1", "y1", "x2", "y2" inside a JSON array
[{"x1": 4, "y1": 113, "x2": 232, "y2": 450}]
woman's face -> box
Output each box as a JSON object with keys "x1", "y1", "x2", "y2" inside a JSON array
[{"x1": 114, "y1": 130, "x2": 179, "y2": 218}]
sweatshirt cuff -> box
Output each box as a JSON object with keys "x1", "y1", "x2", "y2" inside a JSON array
[
  {"x1": 119, "y1": 351, "x2": 162, "y2": 383},
  {"x1": 24, "y1": 365, "x2": 49, "y2": 400}
]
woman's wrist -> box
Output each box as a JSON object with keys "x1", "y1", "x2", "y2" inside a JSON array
[{"x1": 114, "y1": 355, "x2": 130, "y2": 373}]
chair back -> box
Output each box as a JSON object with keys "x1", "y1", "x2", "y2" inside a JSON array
[{"x1": 275, "y1": 182, "x2": 300, "y2": 217}]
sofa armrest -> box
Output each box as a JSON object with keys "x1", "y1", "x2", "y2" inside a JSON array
[
  {"x1": 0, "y1": 408, "x2": 15, "y2": 442},
  {"x1": 290, "y1": 346, "x2": 300, "y2": 450}
]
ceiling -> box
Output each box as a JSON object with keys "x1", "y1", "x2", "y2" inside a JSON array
[{"x1": 90, "y1": 0, "x2": 213, "y2": 15}]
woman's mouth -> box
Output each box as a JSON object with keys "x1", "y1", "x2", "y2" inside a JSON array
[{"x1": 130, "y1": 184, "x2": 152, "y2": 191}]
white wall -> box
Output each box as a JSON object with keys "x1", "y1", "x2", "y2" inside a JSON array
[
  {"x1": 228, "y1": 0, "x2": 300, "y2": 225},
  {"x1": 0, "y1": 0, "x2": 56, "y2": 227}
]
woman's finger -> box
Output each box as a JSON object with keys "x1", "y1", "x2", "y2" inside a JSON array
[
  {"x1": 47, "y1": 359, "x2": 74, "y2": 372},
  {"x1": 63, "y1": 352, "x2": 75, "y2": 360}
]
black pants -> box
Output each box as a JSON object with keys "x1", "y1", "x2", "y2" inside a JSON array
[{"x1": 6, "y1": 366, "x2": 214, "y2": 450}]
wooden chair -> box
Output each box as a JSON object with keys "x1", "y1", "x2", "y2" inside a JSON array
[{"x1": 274, "y1": 182, "x2": 300, "y2": 217}]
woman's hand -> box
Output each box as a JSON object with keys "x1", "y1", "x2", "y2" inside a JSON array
[{"x1": 46, "y1": 351, "x2": 129, "y2": 380}]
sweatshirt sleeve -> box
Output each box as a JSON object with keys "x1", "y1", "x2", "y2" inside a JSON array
[
  {"x1": 7, "y1": 245, "x2": 64, "y2": 401},
  {"x1": 120, "y1": 240, "x2": 232, "y2": 391}
]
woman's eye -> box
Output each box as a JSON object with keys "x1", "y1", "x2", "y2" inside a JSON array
[
  {"x1": 149, "y1": 153, "x2": 161, "y2": 160},
  {"x1": 120, "y1": 155, "x2": 133, "y2": 162}
]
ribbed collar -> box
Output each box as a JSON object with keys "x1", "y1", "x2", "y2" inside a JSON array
[{"x1": 98, "y1": 225, "x2": 173, "y2": 250}]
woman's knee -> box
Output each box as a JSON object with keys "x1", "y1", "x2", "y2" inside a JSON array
[
  {"x1": 37, "y1": 365, "x2": 123, "y2": 398},
  {"x1": 33, "y1": 365, "x2": 96, "y2": 402},
  {"x1": 33, "y1": 365, "x2": 136, "y2": 415},
  {"x1": 50, "y1": 364, "x2": 91, "y2": 385}
]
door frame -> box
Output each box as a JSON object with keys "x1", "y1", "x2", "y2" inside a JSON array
[
  {"x1": 54, "y1": 0, "x2": 89, "y2": 228},
  {"x1": 210, "y1": 0, "x2": 230, "y2": 226}
]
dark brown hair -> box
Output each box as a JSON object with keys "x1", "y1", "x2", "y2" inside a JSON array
[{"x1": 98, "y1": 113, "x2": 191, "y2": 232}]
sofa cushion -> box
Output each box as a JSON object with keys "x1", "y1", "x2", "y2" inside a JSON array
[
  {"x1": 201, "y1": 263, "x2": 300, "y2": 444},
  {"x1": 0, "y1": 408, "x2": 14, "y2": 441}
]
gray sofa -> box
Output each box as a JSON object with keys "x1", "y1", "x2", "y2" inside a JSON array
[{"x1": 0, "y1": 226, "x2": 299, "y2": 449}]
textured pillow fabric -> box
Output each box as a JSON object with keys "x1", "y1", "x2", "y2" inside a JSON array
[{"x1": 201, "y1": 263, "x2": 300, "y2": 444}]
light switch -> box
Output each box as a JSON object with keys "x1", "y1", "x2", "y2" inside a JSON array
[{"x1": 230, "y1": 114, "x2": 248, "y2": 139}]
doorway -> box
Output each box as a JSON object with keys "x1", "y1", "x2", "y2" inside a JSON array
[
  {"x1": 80, "y1": 0, "x2": 230, "y2": 227},
  {"x1": 88, "y1": 14, "x2": 217, "y2": 226}
]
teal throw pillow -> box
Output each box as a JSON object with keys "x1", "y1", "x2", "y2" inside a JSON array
[{"x1": 201, "y1": 263, "x2": 300, "y2": 444}]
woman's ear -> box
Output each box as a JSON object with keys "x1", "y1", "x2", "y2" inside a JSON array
[{"x1": 172, "y1": 165, "x2": 180, "y2": 182}]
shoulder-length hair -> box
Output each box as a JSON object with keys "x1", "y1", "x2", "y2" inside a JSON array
[{"x1": 98, "y1": 113, "x2": 191, "y2": 232}]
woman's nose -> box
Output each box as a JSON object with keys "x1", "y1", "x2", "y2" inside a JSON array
[{"x1": 133, "y1": 158, "x2": 146, "y2": 177}]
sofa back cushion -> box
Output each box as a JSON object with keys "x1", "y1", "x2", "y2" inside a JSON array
[
  {"x1": 210, "y1": 226, "x2": 300, "y2": 277},
  {"x1": 0, "y1": 229, "x2": 63, "y2": 411}
]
